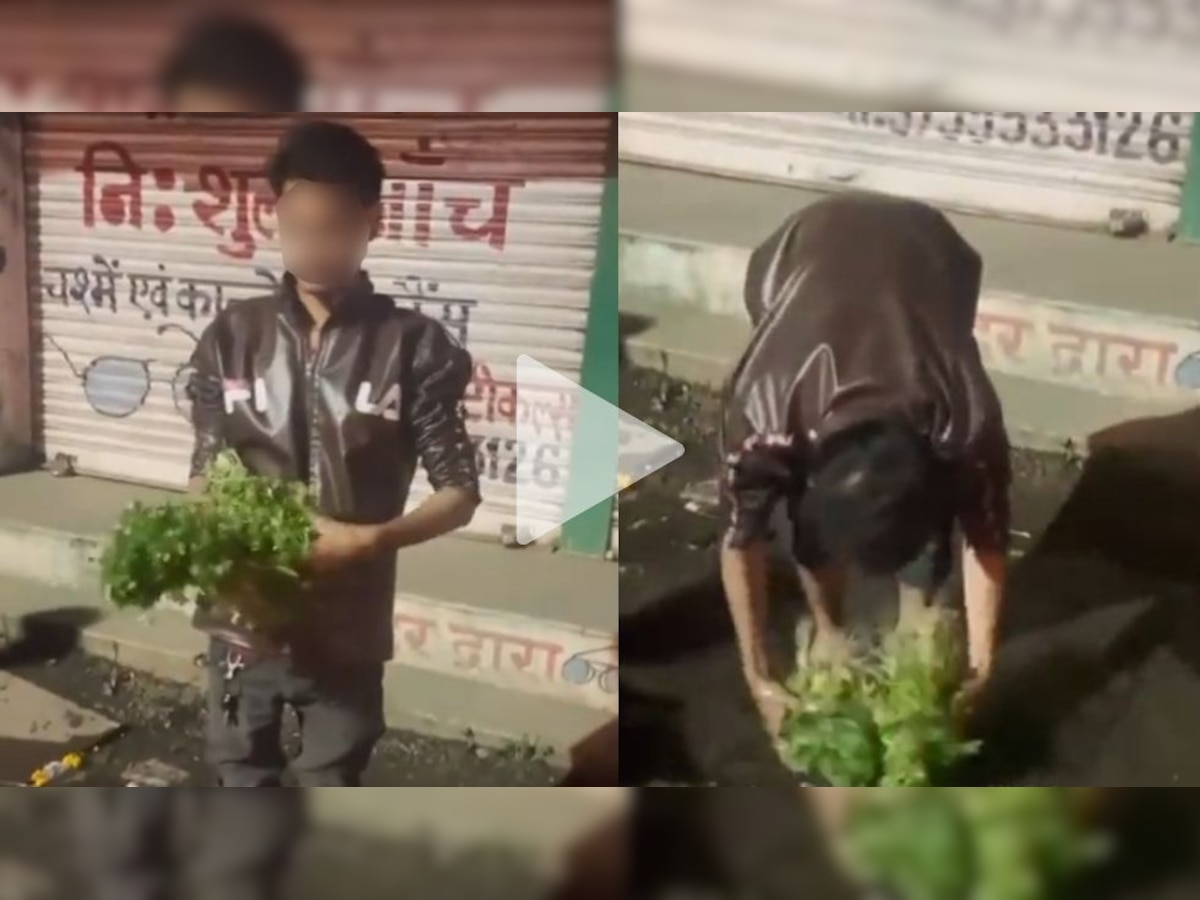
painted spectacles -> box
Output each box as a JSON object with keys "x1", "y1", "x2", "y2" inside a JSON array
[{"x1": 44, "y1": 323, "x2": 200, "y2": 420}]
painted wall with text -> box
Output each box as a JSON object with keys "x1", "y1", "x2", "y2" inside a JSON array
[
  {"x1": 393, "y1": 594, "x2": 616, "y2": 713},
  {"x1": 975, "y1": 293, "x2": 1200, "y2": 402},
  {"x1": 621, "y1": 111, "x2": 1191, "y2": 232},
  {"x1": 621, "y1": 232, "x2": 1200, "y2": 407},
  {"x1": 30, "y1": 115, "x2": 609, "y2": 539}
]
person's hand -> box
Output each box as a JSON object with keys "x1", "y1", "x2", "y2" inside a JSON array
[
  {"x1": 308, "y1": 516, "x2": 385, "y2": 574},
  {"x1": 952, "y1": 663, "x2": 991, "y2": 730},
  {"x1": 749, "y1": 677, "x2": 791, "y2": 737}
]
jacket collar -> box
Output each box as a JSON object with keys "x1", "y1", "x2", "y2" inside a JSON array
[{"x1": 278, "y1": 271, "x2": 376, "y2": 327}]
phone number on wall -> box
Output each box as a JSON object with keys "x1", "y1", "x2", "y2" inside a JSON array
[{"x1": 845, "y1": 112, "x2": 1187, "y2": 165}]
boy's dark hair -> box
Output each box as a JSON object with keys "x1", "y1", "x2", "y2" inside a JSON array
[
  {"x1": 266, "y1": 120, "x2": 386, "y2": 206},
  {"x1": 800, "y1": 419, "x2": 944, "y2": 574},
  {"x1": 159, "y1": 14, "x2": 308, "y2": 111}
]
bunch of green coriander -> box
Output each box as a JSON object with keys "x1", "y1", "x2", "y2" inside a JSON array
[
  {"x1": 100, "y1": 451, "x2": 316, "y2": 629},
  {"x1": 779, "y1": 611, "x2": 979, "y2": 787}
]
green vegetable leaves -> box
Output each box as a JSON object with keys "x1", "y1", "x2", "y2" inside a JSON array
[
  {"x1": 785, "y1": 615, "x2": 1109, "y2": 900},
  {"x1": 841, "y1": 789, "x2": 1110, "y2": 900},
  {"x1": 780, "y1": 611, "x2": 978, "y2": 787},
  {"x1": 100, "y1": 451, "x2": 316, "y2": 630},
  {"x1": 847, "y1": 790, "x2": 973, "y2": 900}
]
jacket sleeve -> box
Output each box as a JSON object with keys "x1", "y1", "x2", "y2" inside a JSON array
[
  {"x1": 955, "y1": 423, "x2": 1012, "y2": 555},
  {"x1": 720, "y1": 405, "x2": 804, "y2": 549},
  {"x1": 186, "y1": 318, "x2": 226, "y2": 479},
  {"x1": 409, "y1": 321, "x2": 482, "y2": 500}
]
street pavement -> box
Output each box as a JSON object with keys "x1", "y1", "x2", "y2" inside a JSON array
[{"x1": 0, "y1": 649, "x2": 561, "y2": 787}]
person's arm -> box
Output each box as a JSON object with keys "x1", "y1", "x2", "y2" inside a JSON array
[
  {"x1": 957, "y1": 427, "x2": 1012, "y2": 678},
  {"x1": 721, "y1": 541, "x2": 772, "y2": 684},
  {"x1": 185, "y1": 319, "x2": 226, "y2": 495},
  {"x1": 309, "y1": 322, "x2": 480, "y2": 572},
  {"x1": 720, "y1": 432, "x2": 797, "y2": 687},
  {"x1": 376, "y1": 321, "x2": 481, "y2": 549}
]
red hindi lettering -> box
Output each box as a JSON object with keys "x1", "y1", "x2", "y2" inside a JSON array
[
  {"x1": 399, "y1": 136, "x2": 448, "y2": 167},
  {"x1": 193, "y1": 166, "x2": 276, "y2": 260},
  {"x1": 1110, "y1": 335, "x2": 1177, "y2": 386},
  {"x1": 77, "y1": 142, "x2": 145, "y2": 229},
  {"x1": 1047, "y1": 324, "x2": 1103, "y2": 377},
  {"x1": 974, "y1": 313, "x2": 1034, "y2": 364},
  {"x1": 384, "y1": 181, "x2": 437, "y2": 246},
  {"x1": 504, "y1": 636, "x2": 564, "y2": 680},
  {"x1": 465, "y1": 362, "x2": 497, "y2": 421},
  {"x1": 494, "y1": 380, "x2": 518, "y2": 423},
  {"x1": 446, "y1": 624, "x2": 499, "y2": 670},
  {"x1": 444, "y1": 181, "x2": 523, "y2": 252},
  {"x1": 465, "y1": 363, "x2": 520, "y2": 424},
  {"x1": 393, "y1": 613, "x2": 437, "y2": 654}
]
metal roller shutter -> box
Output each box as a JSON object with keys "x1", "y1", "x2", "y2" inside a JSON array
[
  {"x1": 620, "y1": 111, "x2": 1192, "y2": 232},
  {"x1": 627, "y1": 0, "x2": 1200, "y2": 109},
  {"x1": 27, "y1": 113, "x2": 610, "y2": 541},
  {"x1": 0, "y1": 1, "x2": 610, "y2": 113}
]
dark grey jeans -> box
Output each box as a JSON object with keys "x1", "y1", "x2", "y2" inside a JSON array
[
  {"x1": 206, "y1": 639, "x2": 386, "y2": 787},
  {"x1": 72, "y1": 791, "x2": 306, "y2": 900}
]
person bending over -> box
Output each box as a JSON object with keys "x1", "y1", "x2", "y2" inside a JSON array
[{"x1": 720, "y1": 191, "x2": 1011, "y2": 731}]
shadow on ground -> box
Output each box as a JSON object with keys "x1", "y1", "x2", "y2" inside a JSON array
[
  {"x1": 966, "y1": 406, "x2": 1200, "y2": 787},
  {"x1": 618, "y1": 310, "x2": 658, "y2": 369},
  {"x1": 619, "y1": 365, "x2": 1200, "y2": 788},
  {"x1": 0, "y1": 607, "x2": 99, "y2": 668}
]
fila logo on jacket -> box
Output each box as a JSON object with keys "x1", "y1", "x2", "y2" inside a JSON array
[{"x1": 222, "y1": 378, "x2": 401, "y2": 422}]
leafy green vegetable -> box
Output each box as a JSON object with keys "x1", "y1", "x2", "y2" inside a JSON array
[
  {"x1": 839, "y1": 789, "x2": 1110, "y2": 900},
  {"x1": 780, "y1": 611, "x2": 978, "y2": 787},
  {"x1": 782, "y1": 707, "x2": 881, "y2": 788},
  {"x1": 100, "y1": 452, "x2": 316, "y2": 631},
  {"x1": 873, "y1": 614, "x2": 979, "y2": 786},
  {"x1": 846, "y1": 790, "x2": 973, "y2": 900}
]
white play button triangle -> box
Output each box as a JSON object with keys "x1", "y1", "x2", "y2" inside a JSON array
[{"x1": 514, "y1": 355, "x2": 684, "y2": 546}]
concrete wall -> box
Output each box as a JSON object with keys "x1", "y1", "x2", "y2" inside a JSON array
[{"x1": 620, "y1": 228, "x2": 1200, "y2": 452}]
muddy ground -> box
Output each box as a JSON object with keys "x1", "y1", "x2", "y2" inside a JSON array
[
  {"x1": 619, "y1": 365, "x2": 1200, "y2": 789},
  {"x1": 0, "y1": 650, "x2": 560, "y2": 786}
]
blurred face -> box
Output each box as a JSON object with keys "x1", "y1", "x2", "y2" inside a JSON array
[
  {"x1": 168, "y1": 86, "x2": 275, "y2": 114},
  {"x1": 275, "y1": 180, "x2": 380, "y2": 295}
]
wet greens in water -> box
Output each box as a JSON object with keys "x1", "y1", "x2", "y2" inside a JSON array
[{"x1": 100, "y1": 452, "x2": 316, "y2": 627}]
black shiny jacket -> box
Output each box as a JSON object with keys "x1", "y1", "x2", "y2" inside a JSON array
[{"x1": 188, "y1": 273, "x2": 481, "y2": 662}]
